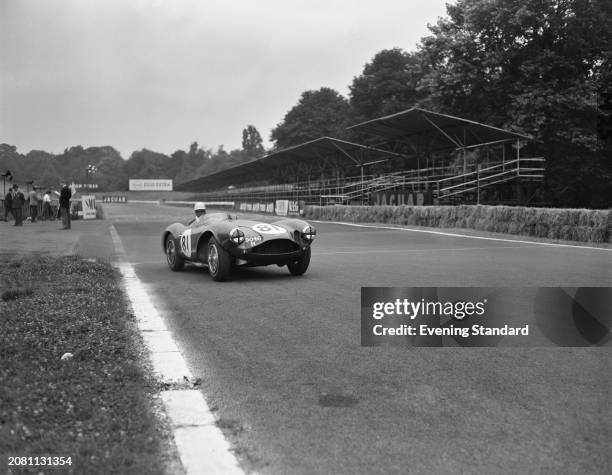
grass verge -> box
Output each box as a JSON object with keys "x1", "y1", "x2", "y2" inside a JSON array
[{"x1": 0, "y1": 256, "x2": 179, "y2": 474}]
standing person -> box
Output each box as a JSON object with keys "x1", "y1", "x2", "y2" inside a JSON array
[
  {"x1": 3, "y1": 187, "x2": 13, "y2": 222},
  {"x1": 59, "y1": 183, "x2": 72, "y2": 230},
  {"x1": 11, "y1": 184, "x2": 25, "y2": 226},
  {"x1": 42, "y1": 190, "x2": 52, "y2": 220},
  {"x1": 28, "y1": 187, "x2": 40, "y2": 222}
]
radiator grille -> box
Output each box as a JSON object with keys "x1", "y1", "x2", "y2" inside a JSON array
[{"x1": 252, "y1": 239, "x2": 299, "y2": 254}]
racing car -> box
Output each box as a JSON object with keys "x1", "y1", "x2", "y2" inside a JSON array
[{"x1": 162, "y1": 211, "x2": 316, "y2": 281}]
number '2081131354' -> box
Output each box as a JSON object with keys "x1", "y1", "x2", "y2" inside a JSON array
[{"x1": 7, "y1": 456, "x2": 73, "y2": 466}]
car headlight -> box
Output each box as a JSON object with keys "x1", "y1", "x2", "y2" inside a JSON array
[
  {"x1": 229, "y1": 228, "x2": 245, "y2": 245},
  {"x1": 301, "y1": 225, "x2": 316, "y2": 242}
]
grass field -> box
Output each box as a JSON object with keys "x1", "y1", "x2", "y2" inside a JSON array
[{"x1": 0, "y1": 256, "x2": 179, "y2": 474}]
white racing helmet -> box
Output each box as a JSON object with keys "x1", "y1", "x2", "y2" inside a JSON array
[{"x1": 194, "y1": 202, "x2": 206, "y2": 212}]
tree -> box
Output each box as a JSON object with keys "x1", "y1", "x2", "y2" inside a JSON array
[
  {"x1": 174, "y1": 142, "x2": 212, "y2": 184},
  {"x1": 241, "y1": 125, "x2": 265, "y2": 158},
  {"x1": 270, "y1": 87, "x2": 353, "y2": 149},
  {"x1": 349, "y1": 48, "x2": 425, "y2": 121},
  {"x1": 417, "y1": 0, "x2": 612, "y2": 207},
  {"x1": 96, "y1": 153, "x2": 126, "y2": 190}
]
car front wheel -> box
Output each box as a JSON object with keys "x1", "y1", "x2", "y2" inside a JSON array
[
  {"x1": 165, "y1": 236, "x2": 185, "y2": 271},
  {"x1": 207, "y1": 237, "x2": 231, "y2": 281},
  {"x1": 287, "y1": 247, "x2": 311, "y2": 276}
]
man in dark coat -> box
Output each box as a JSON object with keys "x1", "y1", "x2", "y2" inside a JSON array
[
  {"x1": 3, "y1": 188, "x2": 13, "y2": 222},
  {"x1": 11, "y1": 184, "x2": 25, "y2": 226},
  {"x1": 59, "y1": 184, "x2": 72, "y2": 230}
]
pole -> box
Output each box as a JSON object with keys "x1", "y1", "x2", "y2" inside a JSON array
[
  {"x1": 361, "y1": 165, "x2": 364, "y2": 205},
  {"x1": 477, "y1": 164, "x2": 480, "y2": 205},
  {"x1": 516, "y1": 139, "x2": 520, "y2": 176}
]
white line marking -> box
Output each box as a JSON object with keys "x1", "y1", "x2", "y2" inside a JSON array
[
  {"x1": 311, "y1": 220, "x2": 612, "y2": 252},
  {"x1": 109, "y1": 225, "x2": 244, "y2": 475},
  {"x1": 315, "y1": 245, "x2": 539, "y2": 255}
]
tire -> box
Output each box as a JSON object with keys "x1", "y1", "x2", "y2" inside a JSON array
[
  {"x1": 287, "y1": 247, "x2": 311, "y2": 276},
  {"x1": 207, "y1": 236, "x2": 231, "y2": 281},
  {"x1": 165, "y1": 235, "x2": 185, "y2": 271}
]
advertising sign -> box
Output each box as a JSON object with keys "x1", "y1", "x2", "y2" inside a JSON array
[
  {"x1": 371, "y1": 191, "x2": 433, "y2": 206},
  {"x1": 275, "y1": 200, "x2": 288, "y2": 216},
  {"x1": 81, "y1": 195, "x2": 97, "y2": 220},
  {"x1": 102, "y1": 196, "x2": 127, "y2": 203},
  {"x1": 129, "y1": 179, "x2": 173, "y2": 191},
  {"x1": 288, "y1": 200, "x2": 303, "y2": 216},
  {"x1": 238, "y1": 202, "x2": 274, "y2": 214}
]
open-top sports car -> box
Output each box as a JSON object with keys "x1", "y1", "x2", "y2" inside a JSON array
[{"x1": 162, "y1": 212, "x2": 316, "y2": 281}]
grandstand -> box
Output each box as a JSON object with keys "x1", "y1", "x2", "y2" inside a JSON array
[{"x1": 176, "y1": 108, "x2": 545, "y2": 206}]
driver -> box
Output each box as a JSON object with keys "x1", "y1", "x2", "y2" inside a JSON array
[{"x1": 190, "y1": 202, "x2": 207, "y2": 225}]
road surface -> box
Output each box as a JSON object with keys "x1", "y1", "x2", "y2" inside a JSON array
[{"x1": 107, "y1": 203, "x2": 611, "y2": 474}]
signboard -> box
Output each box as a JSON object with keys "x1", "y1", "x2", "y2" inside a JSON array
[
  {"x1": 238, "y1": 202, "x2": 274, "y2": 214},
  {"x1": 81, "y1": 195, "x2": 97, "y2": 220},
  {"x1": 371, "y1": 191, "x2": 433, "y2": 206},
  {"x1": 276, "y1": 199, "x2": 303, "y2": 216},
  {"x1": 102, "y1": 196, "x2": 127, "y2": 203},
  {"x1": 72, "y1": 184, "x2": 99, "y2": 190},
  {"x1": 129, "y1": 179, "x2": 173, "y2": 191},
  {"x1": 275, "y1": 200, "x2": 288, "y2": 216},
  {"x1": 288, "y1": 200, "x2": 303, "y2": 216}
]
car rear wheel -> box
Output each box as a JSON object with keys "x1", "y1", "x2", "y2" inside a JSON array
[
  {"x1": 165, "y1": 236, "x2": 185, "y2": 271},
  {"x1": 207, "y1": 236, "x2": 231, "y2": 281},
  {"x1": 287, "y1": 247, "x2": 311, "y2": 276}
]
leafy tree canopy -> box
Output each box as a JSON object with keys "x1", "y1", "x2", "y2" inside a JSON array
[
  {"x1": 349, "y1": 48, "x2": 425, "y2": 121},
  {"x1": 415, "y1": 0, "x2": 611, "y2": 207},
  {"x1": 270, "y1": 87, "x2": 353, "y2": 149},
  {"x1": 242, "y1": 125, "x2": 265, "y2": 159},
  {"x1": 418, "y1": 0, "x2": 611, "y2": 148}
]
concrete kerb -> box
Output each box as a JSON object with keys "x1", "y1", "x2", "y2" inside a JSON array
[{"x1": 109, "y1": 225, "x2": 244, "y2": 475}]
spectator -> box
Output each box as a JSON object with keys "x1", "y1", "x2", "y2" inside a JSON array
[
  {"x1": 28, "y1": 187, "x2": 40, "y2": 222},
  {"x1": 3, "y1": 187, "x2": 13, "y2": 222},
  {"x1": 42, "y1": 190, "x2": 52, "y2": 220},
  {"x1": 11, "y1": 184, "x2": 25, "y2": 226},
  {"x1": 59, "y1": 183, "x2": 72, "y2": 230}
]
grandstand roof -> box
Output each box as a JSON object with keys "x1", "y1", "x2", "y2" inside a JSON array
[
  {"x1": 176, "y1": 137, "x2": 406, "y2": 191},
  {"x1": 349, "y1": 107, "x2": 531, "y2": 150}
]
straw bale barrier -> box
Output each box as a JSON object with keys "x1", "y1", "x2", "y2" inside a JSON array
[{"x1": 304, "y1": 205, "x2": 611, "y2": 244}]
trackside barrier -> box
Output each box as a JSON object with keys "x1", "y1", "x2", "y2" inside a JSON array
[
  {"x1": 303, "y1": 205, "x2": 611, "y2": 244},
  {"x1": 234, "y1": 200, "x2": 305, "y2": 216},
  {"x1": 163, "y1": 201, "x2": 235, "y2": 208}
]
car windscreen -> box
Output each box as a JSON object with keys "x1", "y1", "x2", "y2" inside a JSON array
[{"x1": 197, "y1": 212, "x2": 230, "y2": 226}]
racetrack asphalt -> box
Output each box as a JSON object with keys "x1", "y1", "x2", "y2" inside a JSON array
[{"x1": 3, "y1": 204, "x2": 611, "y2": 474}]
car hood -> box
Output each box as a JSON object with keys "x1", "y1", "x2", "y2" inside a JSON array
[{"x1": 232, "y1": 219, "x2": 293, "y2": 239}]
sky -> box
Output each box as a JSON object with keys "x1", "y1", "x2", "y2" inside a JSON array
[{"x1": 1, "y1": 0, "x2": 450, "y2": 158}]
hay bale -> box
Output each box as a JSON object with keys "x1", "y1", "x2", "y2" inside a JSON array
[{"x1": 304, "y1": 205, "x2": 610, "y2": 243}]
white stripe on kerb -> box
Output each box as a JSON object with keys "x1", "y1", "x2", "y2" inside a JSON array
[{"x1": 108, "y1": 225, "x2": 244, "y2": 475}]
